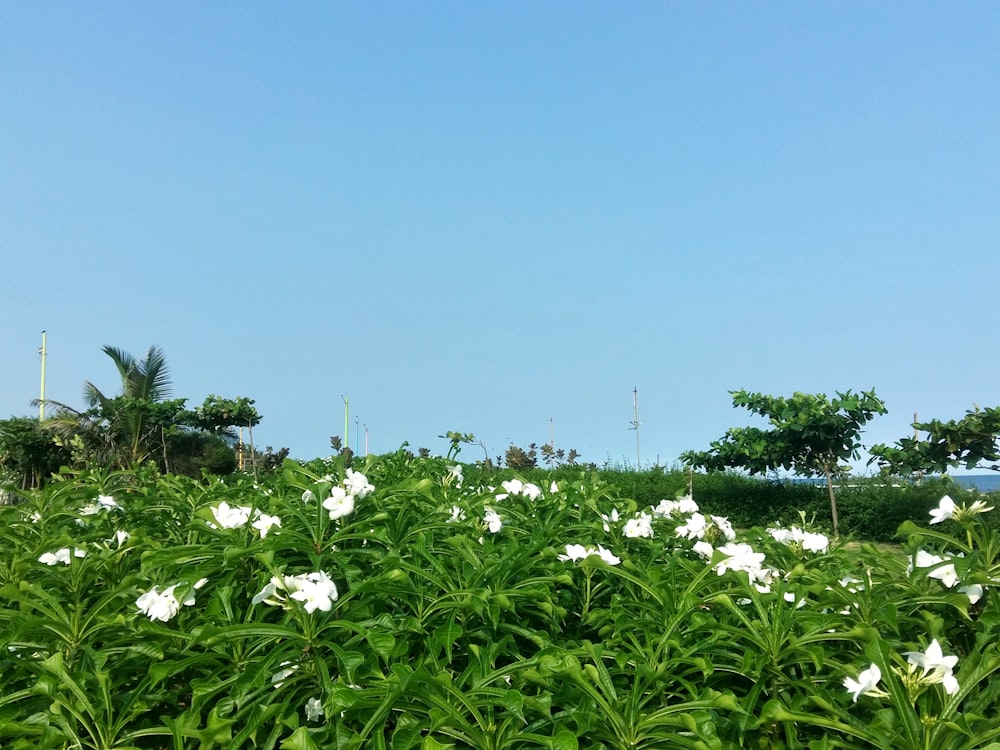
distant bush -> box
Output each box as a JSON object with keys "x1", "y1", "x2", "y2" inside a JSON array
[{"x1": 463, "y1": 462, "x2": 997, "y2": 541}]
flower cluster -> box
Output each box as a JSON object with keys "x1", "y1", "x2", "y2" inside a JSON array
[
  {"x1": 929, "y1": 494, "x2": 994, "y2": 525},
  {"x1": 496, "y1": 478, "x2": 542, "y2": 502},
  {"x1": 558, "y1": 543, "x2": 621, "y2": 566},
  {"x1": 624, "y1": 511, "x2": 653, "y2": 539},
  {"x1": 903, "y1": 639, "x2": 959, "y2": 695},
  {"x1": 209, "y1": 502, "x2": 282, "y2": 538},
  {"x1": 38, "y1": 547, "x2": 87, "y2": 565},
  {"x1": 909, "y1": 550, "x2": 983, "y2": 603},
  {"x1": 136, "y1": 578, "x2": 206, "y2": 622},
  {"x1": 253, "y1": 571, "x2": 339, "y2": 614},
  {"x1": 309, "y1": 469, "x2": 375, "y2": 521},
  {"x1": 768, "y1": 526, "x2": 830, "y2": 554},
  {"x1": 79, "y1": 494, "x2": 122, "y2": 517},
  {"x1": 483, "y1": 508, "x2": 503, "y2": 533},
  {"x1": 844, "y1": 639, "x2": 962, "y2": 704}
]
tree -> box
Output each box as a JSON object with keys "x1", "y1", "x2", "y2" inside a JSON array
[
  {"x1": 40, "y1": 345, "x2": 179, "y2": 469},
  {"x1": 869, "y1": 406, "x2": 1000, "y2": 476},
  {"x1": 38, "y1": 346, "x2": 262, "y2": 476},
  {"x1": 681, "y1": 389, "x2": 887, "y2": 537},
  {"x1": 0, "y1": 417, "x2": 71, "y2": 490}
]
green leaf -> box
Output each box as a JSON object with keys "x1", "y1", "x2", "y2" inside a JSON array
[{"x1": 280, "y1": 726, "x2": 321, "y2": 750}]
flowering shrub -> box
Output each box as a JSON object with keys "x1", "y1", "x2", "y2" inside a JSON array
[{"x1": 1, "y1": 454, "x2": 999, "y2": 749}]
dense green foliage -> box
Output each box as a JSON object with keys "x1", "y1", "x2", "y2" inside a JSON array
[
  {"x1": 468, "y1": 464, "x2": 995, "y2": 543},
  {"x1": 681, "y1": 389, "x2": 888, "y2": 537},
  {"x1": 0, "y1": 417, "x2": 71, "y2": 490},
  {"x1": 871, "y1": 406, "x2": 1000, "y2": 475},
  {"x1": 13, "y1": 346, "x2": 270, "y2": 485},
  {"x1": 2, "y1": 453, "x2": 1000, "y2": 748}
]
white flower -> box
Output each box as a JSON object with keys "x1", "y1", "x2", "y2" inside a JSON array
[
  {"x1": 558, "y1": 543, "x2": 621, "y2": 566},
  {"x1": 79, "y1": 494, "x2": 123, "y2": 516},
  {"x1": 711, "y1": 515, "x2": 736, "y2": 541},
  {"x1": 484, "y1": 508, "x2": 503, "y2": 534},
  {"x1": 27, "y1": 510, "x2": 42, "y2": 523},
  {"x1": 500, "y1": 478, "x2": 542, "y2": 500},
  {"x1": 323, "y1": 487, "x2": 355, "y2": 520},
  {"x1": 447, "y1": 465, "x2": 463, "y2": 486},
  {"x1": 558, "y1": 544, "x2": 591, "y2": 562},
  {"x1": 343, "y1": 469, "x2": 374, "y2": 498},
  {"x1": 287, "y1": 571, "x2": 339, "y2": 614},
  {"x1": 446, "y1": 505, "x2": 466, "y2": 523},
  {"x1": 624, "y1": 512, "x2": 653, "y2": 539},
  {"x1": 675, "y1": 512, "x2": 707, "y2": 540},
  {"x1": 783, "y1": 591, "x2": 808, "y2": 608},
  {"x1": 302, "y1": 489, "x2": 316, "y2": 503},
  {"x1": 800, "y1": 531, "x2": 830, "y2": 554},
  {"x1": 930, "y1": 495, "x2": 957, "y2": 524},
  {"x1": 931, "y1": 494, "x2": 994, "y2": 524},
  {"x1": 501, "y1": 478, "x2": 524, "y2": 496},
  {"x1": 38, "y1": 548, "x2": 86, "y2": 565},
  {"x1": 839, "y1": 576, "x2": 862, "y2": 594},
  {"x1": 768, "y1": 526, "x2": 829, "y2": 554},
  {"x1": 599, "y1": 508, "x2": 620, "y2": 532},
  {"x1": 109, "y1": 530, "x2": 130, "y2": 548},
  {"x1": 594, "y1": 544, "x2": 621, "y2": 566},
  {"x1": 904, "y1": 639, "x2": 960, "y2": 695},
  {"x1": 693, "y1": 541, "x2": 715, "y2": 559},
  {"x1": 550, "y1": 481, "x2": 559, "y2": 493},
  {"x1": 136, "y1": 584, "x2": 190, "y2": 622},
  {"x1": 716, "y1": 542, "x2": 767, "y2": 579},
  {"x1": 959, "y1": 583, "x2": 984, "y2": 604},
  {"x1": 912, "y1": 550, "x2": 959, "y2": 588},
  {"x1": 252, "y1": 512, "x2": 282, "y2": 538},
  {"x1": 253, "y1": 572, "x2": 338, "y2": 614},
  {"x1": 844, "y1": 663, "x2": 885, "y2": 702},
  {"x1": 271, "y1": 661, "x2": 297, "y2": 689},
  {"x1": 768, "y1": 527, "x2": 793, "y2": 544},
  {"x1": 252, "y1": 577, "x2": 285, "y2": 607},
  {"x1": 652, "y1": 495, "x2": 697, "y2": 518},
  {"x1": 305, "y1": 696, "x2": 324, "y2": 722},
  {"x1": 211, "y1": 502, "x2": 252, "y2": 529}
]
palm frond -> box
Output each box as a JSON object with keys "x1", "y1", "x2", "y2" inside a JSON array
[{"x1": 138, "y1": 345, "x2": 172, "y2": 401}]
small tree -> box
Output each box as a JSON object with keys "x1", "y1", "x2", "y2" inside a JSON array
[
  {"x1": 869, "y1": 406, "x2": 1000, "y2": 476},
  {"x1": 681, "y1": 389, "x2": 887, "y2": 537},
  {"x1": 0, "y1": 417, "x2": 71, "y2": 490}
]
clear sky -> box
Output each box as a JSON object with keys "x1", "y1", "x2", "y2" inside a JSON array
[{"x1": 2, "y1": 3, "x2": 998, "y2": 471}]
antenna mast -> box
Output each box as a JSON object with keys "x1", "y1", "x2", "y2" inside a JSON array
[{"x1": 629, "y1": 387, "x2": 641, "y2": 468}]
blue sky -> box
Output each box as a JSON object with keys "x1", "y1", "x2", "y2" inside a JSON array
[{"x1": 3, "y1": 4, "x2": 998, "y2": 470}]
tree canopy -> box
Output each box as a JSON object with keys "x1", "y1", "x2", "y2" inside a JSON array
[{"x1": 681, "y1": 388, "x2": 887, "y2": 536}]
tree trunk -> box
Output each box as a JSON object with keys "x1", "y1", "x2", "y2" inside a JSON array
[{"x1": 823, "y1": 463, "x2": 839, "y2": 538}]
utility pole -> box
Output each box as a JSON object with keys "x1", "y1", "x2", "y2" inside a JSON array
[
  {"x1": 629, "y1": 387, "x2": 641, "y2": 469},
  {"x1": 549, "y1": 417, "x2": 555, "y2": 470},
  {"x1": 341, "y1": 396, "x2": 349, "y2": 452},
  {"x1": 355, "y1": 416, "x2": 359, "y2": 455},
  {"x1": 364, "y1": 424, "x2": 369, "y2": 457},
  {"x1": 38, "y1": 330, "x2": 47, "y2": 421}
]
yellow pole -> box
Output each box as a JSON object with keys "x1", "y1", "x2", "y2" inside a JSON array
[
  {"x1": 39, "y1": 330, "x2": 47, "y2": 421},
  {"x1": 342, "y1": 396, "x2": 349, "y2": 452}
]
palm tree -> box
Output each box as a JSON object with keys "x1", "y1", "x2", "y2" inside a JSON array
[{"x1": 40, "y1": 345, "x2": 182, "y2": 469}]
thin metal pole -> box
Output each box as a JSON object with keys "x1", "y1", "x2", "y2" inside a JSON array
[
  {"x1": 355, "y1": 417, "x2": 359, "y2": 455},
  {"x1": 341, "y1": 396, "x2": 349, "y2": 452},
  {"x1": 364, "y1": 424, "x2": 369, "y2": 457},
  {"x1": 549, "y1": 417, "x2": 555, "y2": 469},
  {"x1": 630, "y1": 387, "x2": 641, "y2": 469},
  {"x1": 39, "y1": 331, "x2": 47, "y2": 421}
]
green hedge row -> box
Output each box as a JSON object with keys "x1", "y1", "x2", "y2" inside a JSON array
[{"x1": 465, "y1": 464, "x2": 996, "y2": 541}]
